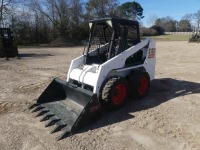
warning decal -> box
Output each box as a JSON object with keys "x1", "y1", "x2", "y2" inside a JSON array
[{"x1": 148, "y1": 48, "x2": 156, "y2": 58}]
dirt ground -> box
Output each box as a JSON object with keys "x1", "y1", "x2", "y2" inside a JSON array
[{"x1": 0, "y1": 41, "x2": 200, "y2": 150}]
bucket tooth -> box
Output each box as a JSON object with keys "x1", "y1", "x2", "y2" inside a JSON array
[
  {"x1": 28, "y1": 103, "x2": 39, "y2": 110},
  {"x1": 31, "y1": 105, "x2": 45, "y2": 113},
  {"x1": 51, "y1": 121, "x2": 67, "y2": 134},
  {"x1": 56, "y1": 126, "x2": 71, "y2": 141},
  {"x1": 35, "y1": 109, "x2": 49, "y2": 117},
  {"x1": 45, "y1": 116, "x2": 60, "y2": 127},
  {"x1": 40, "y1": 112, "x2": 54, "y2": 122}
]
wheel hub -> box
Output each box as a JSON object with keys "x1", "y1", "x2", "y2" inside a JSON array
[
  {"x1": 112, "y1": 84, "x2": 127, "y2": 105},
  {"x1": 138, "y1": 76, "x2": 148, "y2": 95}
]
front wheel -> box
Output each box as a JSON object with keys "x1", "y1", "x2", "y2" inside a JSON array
[{"x1": 101, "y1": 76, "x2": 129, "y2": 110}]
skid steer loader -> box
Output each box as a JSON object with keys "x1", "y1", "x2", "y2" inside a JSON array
[
  {"x1": 29, "y1": 18, "x2": 156, "y2": 140},
  {"x1": 0, "y1": 28, "x2": 18, "y2": 59},
  {"x1": 189, "y1": 33, "x2": 200, "y2": 43}
]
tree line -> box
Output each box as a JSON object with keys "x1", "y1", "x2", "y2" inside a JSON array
[
  {"x1": 0, "y1": 0, "x2": 199, "y2": 44},
  {"x1": 0, "y1": 0, "x2": 145, "y2": 45},
  {"x1": 141, "y1": 10, "x2": 200, "y2": 36}
]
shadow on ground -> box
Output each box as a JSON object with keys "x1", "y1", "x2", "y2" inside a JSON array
[
  {"x1": 80, "y1": 78, "x2": 200, "y2": 132},
  {"x1": 19, "y1": 53, "x2": 53, "y2": 58}
]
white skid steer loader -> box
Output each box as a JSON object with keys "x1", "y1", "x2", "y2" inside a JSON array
[{"x1": 29, "y1": 18, "x2": 156, "y2": 140}]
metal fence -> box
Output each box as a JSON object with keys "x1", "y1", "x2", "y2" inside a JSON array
[{"x1": 165, "y1": 32, "x2": 193, "y2": 35}]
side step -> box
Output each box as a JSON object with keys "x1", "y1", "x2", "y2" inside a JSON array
[{"x1": 29, "y1": 78, "x2": 101, "y2": 140}]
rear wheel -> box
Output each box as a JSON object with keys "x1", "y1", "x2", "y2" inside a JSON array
[
  {"x1": 101, "y1": 76, "x2": 129, "y2": 110},
  {"x1": 129, "y1": 72, "x2": 150, "y2": 99}
]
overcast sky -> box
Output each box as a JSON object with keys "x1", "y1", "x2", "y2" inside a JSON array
[{"x1": 120, "y1": 0, "x2": 200, "y2": 26}]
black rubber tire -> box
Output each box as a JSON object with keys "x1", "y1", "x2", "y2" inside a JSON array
[
  {"x1": 101, "y1": 76, "x2": 129, "y2": 110},
  {"x1": 128, "y1": 72, "x2": 150, "y2": 99}
]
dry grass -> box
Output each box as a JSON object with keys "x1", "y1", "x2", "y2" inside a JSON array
[{"x1": 143, "y1": 34, "x2": 192, "y2": 41}]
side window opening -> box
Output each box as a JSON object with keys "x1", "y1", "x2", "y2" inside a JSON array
[
  {"x1": 113, "y1": 23, "x2": 139, "y2": 57},
  {"x1": 86, "y1": 22, "x2": 112, "y2": 64},
  {"x1": 127, "y1": 25, "x2": 140, "y2": 46},
  {"x1": 3, "y1": 30, "x2": 8, "y2": 38},
  {"x1": 125, "y1": 47, "x2": 148, "y2": 67}
]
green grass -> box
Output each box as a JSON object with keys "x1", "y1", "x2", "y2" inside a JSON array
[{"x1": 142, "y1": 34, "x2": 192, "y2": 41}]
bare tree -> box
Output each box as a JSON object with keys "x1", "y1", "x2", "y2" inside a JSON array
[
  {"x1": 0, "y1": 0, "x2": 13, "y2": 26},
  {"x1": 70, "y1": 0, "x2": 83, "y2": 25},
  {"x1": 85, "y1": 0, "x2": 118, "y2": 20},
  {"x1": 194, "y1": 10, "x2": 200, "y2": 31},
  {"x1": 182, "y1": 13, "x2": 193, "y2": 22},
  {"x1": 155, "y1": 16, "x2": 177, "y2": 32},
  {"x1": 178, "y1": 19, "x2": 192, "y2": 32},
  {"x1": 147, "y1": 14, "x2": 158, "y2": 27},
  {"x1": 32, "y1": 0, "x2": 70, "y2": 37}
]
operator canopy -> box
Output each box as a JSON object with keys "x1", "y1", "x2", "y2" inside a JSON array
[{"x1": 86, "y1": 18, "x2": 140, "y2": 64}]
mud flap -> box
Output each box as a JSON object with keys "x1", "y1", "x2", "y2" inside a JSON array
[{"x1": 29, "y1": 78, "x2": 101, "y2": 140}]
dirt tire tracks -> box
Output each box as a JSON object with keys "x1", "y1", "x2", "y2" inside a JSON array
[
  {"x1": 134, "y1": 109, "x2": 200, "y2": 149},
  {"x1": 69, "y1": 125, "x2": 113, "y2": 150},
  {"x1": 0, "y1": 101, "x2": 33, "y2": 114}
]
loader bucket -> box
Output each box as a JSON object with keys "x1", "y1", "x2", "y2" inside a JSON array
[{"x1": 29, "y1": 78, "x2": 101, "y2": 140}]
